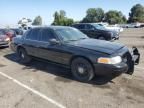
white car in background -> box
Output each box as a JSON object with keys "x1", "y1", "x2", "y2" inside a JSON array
[
  {"x1": 96, "y1": 23, "x2": 124, "y2": 33},
  {"x1": 126, "y1": 23, "x2": 141, "y2": 28},
  {"x1": 119, "y1": 23, "x2": 142, "y2": 28}
]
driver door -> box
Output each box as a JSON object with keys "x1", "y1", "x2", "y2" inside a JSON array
[{"x1": 37, "y1": 28, "x2": 63, "y2": 63}]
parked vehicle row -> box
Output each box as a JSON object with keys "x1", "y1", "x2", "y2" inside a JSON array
[
  {"x1": 120, "y1": 23, "x2": 144, "y2": 28},
  {"x1": 0, "y1": 28, "x2": 23, "y2": 47},
  {"x1": 0, "y1": 29, "x2": 17, "y2": 47},
  {"x1": 10, "y1": 26, "x2": 140, "y2": 82},
  {"x1": 0, "y1": 30, "x2": 10, "y2": 47},
  {"x1": 72, "y1": 23, "x2": 119, "y2": 41},
  {"x1": 95, "y1": 23, "x2": 124, "y2": 33}
]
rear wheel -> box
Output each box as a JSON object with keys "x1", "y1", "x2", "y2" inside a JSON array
[
  {"x1": 18, "y1": 48, "x2": 31, "y2": 64},
  {"x1": 71, "y1": 57, "x2": 95, "y2": 82}
]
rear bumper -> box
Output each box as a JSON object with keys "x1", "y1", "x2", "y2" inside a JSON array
[{"x1": 93, "y1": 62, "x2": 128, "y2": 75}]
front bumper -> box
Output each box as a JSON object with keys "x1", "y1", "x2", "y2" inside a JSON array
[
  {"x1": 93, "y1": 62, "x2": 128, "y2": 75},
  {"x1": 0, "y1": 41, "x2": 9, "y2": 47},
  {"x1": 93, "y1": 47, "x2": 140, "y2": 76}
]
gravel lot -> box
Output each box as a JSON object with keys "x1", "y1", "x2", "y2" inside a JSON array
[{"x1": 0, "y1": 28, "x2": 144, "y2": 108}]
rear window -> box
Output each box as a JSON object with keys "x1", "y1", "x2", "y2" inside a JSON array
[{"x1": 26, "y1": 28, "x2": 41, "y2": 40}]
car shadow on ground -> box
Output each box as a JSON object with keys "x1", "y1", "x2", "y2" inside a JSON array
[
  {"x1": 0, "y1": 46, "x2": 8, "y2": 49},
  {"x1": 4, "y1": 53, "x2": 116, "y2": 85}
]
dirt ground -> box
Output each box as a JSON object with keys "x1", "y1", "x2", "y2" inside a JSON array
[{"x1": 0, "y1": 28, "x2": 144, "y2": 108}]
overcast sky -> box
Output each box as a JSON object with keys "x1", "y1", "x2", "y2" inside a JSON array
[{"x1": 0, "y1": 0, "x2": 144, "y2": 26}]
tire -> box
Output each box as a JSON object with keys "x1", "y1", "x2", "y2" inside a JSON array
[
  {"x1": 126, "y1": 61, "x2": 134, "y2": 75},
  {"x1": 71, "y1": 57, "x2": 95, "y2": 82},
  {"x1": 18, "y1": 48, "x2": 31, "y2": 64}
]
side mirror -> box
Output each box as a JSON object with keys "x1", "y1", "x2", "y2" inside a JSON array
[{"x1": 49, "y1": 39, "x2": 60, "y2": 45}]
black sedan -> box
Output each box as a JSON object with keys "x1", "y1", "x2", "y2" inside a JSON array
[
  {"x1": 10, "y1": 26, "x2": 140, "y2": 82},
  {"x1": 72, "y1": 23, "x2": 119, "y2": 41}
]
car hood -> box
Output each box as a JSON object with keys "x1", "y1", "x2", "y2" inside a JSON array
[{"x1": 68, "y1": 38, "x2": 124, "y2": 55}]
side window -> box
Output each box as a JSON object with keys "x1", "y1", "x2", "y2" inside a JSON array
[
  {"x1": 77, "y1": 25, "x2": 85, "y2": 29},
  {"x1": 25, "y1": 30, "x2": 32, "y2": 38},
  {"x1": 85, "y1": 24, "x2": 95, "y2": 30},
  {"x1": 26, "y1": 29, "x2": 41, "y2": 41},
  {"x1": 30, "y1": 29, "x2": 41, "y2": 40},
  {"x1": 40, "y1": 29, "x2": 55, "y2": 42}
]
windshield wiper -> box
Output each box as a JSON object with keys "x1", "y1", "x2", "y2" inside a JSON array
[
  {"x1": 64, "y1": 38, "x2": 87, "y2": 42},
  {"x1": 69, "y1": 38, "x2": 86, "y2": 41},
  {"x1": 80, "y1": 38, "x2": 86, "y2": 39},
  {"x1": 64, "y1": 39, "x2": 77, "y2": 42},
  {"x1": 68, "y1": 39, "x2": 77, "y2": 41},
  {"x1": 79, "y1": 38, "x2": 87, "y2": 40}
]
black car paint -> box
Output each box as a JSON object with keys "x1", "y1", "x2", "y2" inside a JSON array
[
  {"x1": 72, "y1": 23, "x2": 119, "y2": 41},
  {"x1": 10, "y1": 26, "x2": 136, "y2": 76}
]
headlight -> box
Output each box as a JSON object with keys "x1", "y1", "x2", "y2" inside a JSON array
[
  {"x1": 98, "y1": 56, "x2": 122, "y2": 64},
  {"x1": 5, "y1": 37, "x2": 10, "y2": 41}
]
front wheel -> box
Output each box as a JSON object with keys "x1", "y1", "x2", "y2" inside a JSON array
[
  {"x1": 126, "y1": 61, "x2": 134, "y2": 75},
  {"x1": 71, "y1": 58, "x2": 95, "y2": 82},
  {"x1": 18, "y1": 48, "x2": 31, "y2": 64}
]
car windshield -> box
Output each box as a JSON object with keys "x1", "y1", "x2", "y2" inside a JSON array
[
  {"x1": 92, "y1": 24, "x2": 106, "y2": 30},
  {"x1": 55, "y1": 27, "x2": 88, "y2": 42}
]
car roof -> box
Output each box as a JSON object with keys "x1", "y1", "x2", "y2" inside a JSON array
[
  {"x1": 73, "y1": 23, "x2": 92, "y2": 25},
  {"x1": 31, "y1": 26, "x2": 74, "y2": 30},
  {"x1": 72, "y1": 23, "x2": 98, "y2": 27}
]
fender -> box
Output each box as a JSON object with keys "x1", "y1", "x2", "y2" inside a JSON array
[{"x1": 131, "y1": 46, "x2": 140, "y2": 65}]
